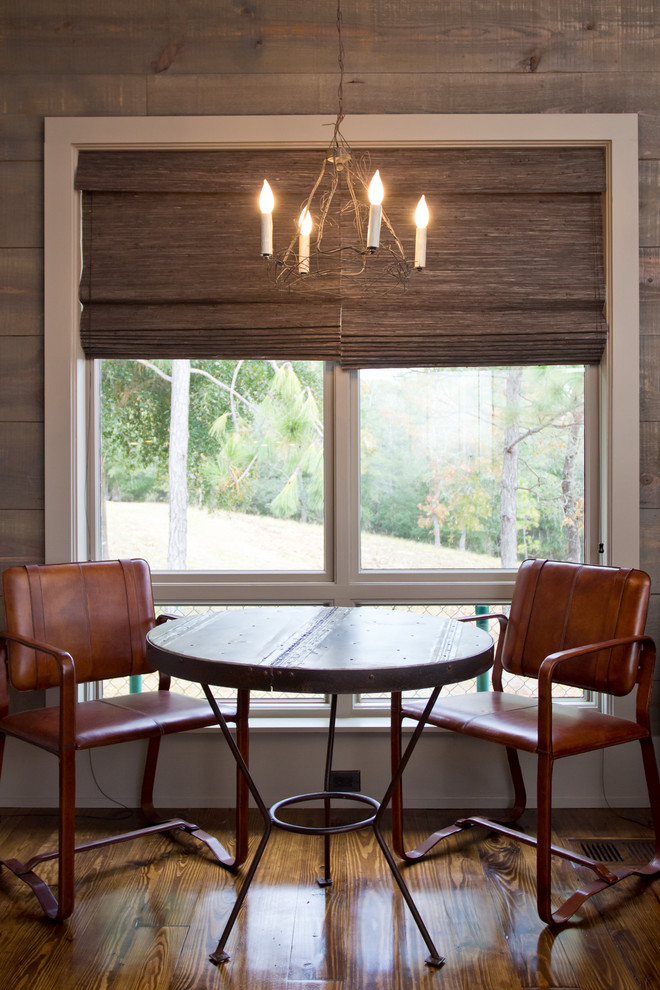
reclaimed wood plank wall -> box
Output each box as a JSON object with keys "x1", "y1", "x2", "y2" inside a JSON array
[{"x1": 1, "y1": 0, "x2": 659, "y2": 724}]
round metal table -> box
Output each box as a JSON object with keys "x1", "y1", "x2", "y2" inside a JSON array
[{"x1": 147, "y1": 605, "x2": 493, "y2": 969}]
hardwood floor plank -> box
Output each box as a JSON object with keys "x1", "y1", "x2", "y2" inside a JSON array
[
  {"x1": 477, "y1": 813, "x2": 645, "y2": 990},
  {"x1": 1, "y1": 810, "x2": 659, "y2": 990},
  {"x1": 563, "y1": 819, "x2": 660, "y2": 990},
  {"x1": 0, "y1": 840, "x2": 165, "y2": 989},
  {"x1": 170, "y1": 816, "x2": 300, "y2": 990},
  {"x1": 598, "y1": 885, "x2": 660, "y2": 990},
  {"x1": 285, "y1": 983, "x2": 344, "y2": 989},
  {"x1": 473, "y1": 824, "x2": 580, "y2": 989},
  {"x1": 550, "y1": 810, "x2": 659, "y2": 990},
  {"x1": 402, "y1": 818, "x2": 525, "y2": 990},
  {"x1": 104, "y1": 924, "x2": 189, "y2": 990},
  {"x1": 0, "y1": 816, "x2": 207, "y2": 990},
  {"x1": 342, "y1": 828, "x2": 423, "y2": 990},
  {"x1": 285, "y1": 830, "x2": 349, "y2": 983}
]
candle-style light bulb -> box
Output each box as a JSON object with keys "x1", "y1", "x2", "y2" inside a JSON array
[
  {"x1": 366, "y1": 170, "x2": 384, "y2": 252},
  {"x1": 414, "y1": 195, "x2": 429, "y2": 270},
  {"x1": 259, "y1": 180, "x2": 274, "y2": 257},
  {"x1": 298, "y1": 207, "x2": 312, "y2": 273}
]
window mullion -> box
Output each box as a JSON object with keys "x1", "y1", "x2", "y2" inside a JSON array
[{"x1": 332, "y1": 364, "x2": 359, "y2": 601}]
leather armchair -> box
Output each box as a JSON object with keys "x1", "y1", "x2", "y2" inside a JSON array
[
  {"x1": 0, "y1": 558, "x2": 249, "y2": 920},
  {"x1": 391, "y1": 558, "x2": 660, "y2": 925}
]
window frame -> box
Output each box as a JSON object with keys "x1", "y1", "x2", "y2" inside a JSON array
[{"x1": 44, "y1": 114, "x2": 640, "y2": 718}]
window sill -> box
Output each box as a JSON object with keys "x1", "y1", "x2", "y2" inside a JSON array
[
  {"x1": 193, "y1": 698, "x2": 600, "y2": 735},
  {"x1": 197, "y1": 715, "x2": 396, "y2": 733}
]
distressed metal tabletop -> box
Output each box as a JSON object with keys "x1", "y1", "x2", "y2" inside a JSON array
[{"x1": 146, "y1": 606, "x2": 493, "y2": 694}]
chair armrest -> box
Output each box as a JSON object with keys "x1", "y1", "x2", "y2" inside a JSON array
[
  {"x1": 458, "y1": 612, "x2": 508, "y2": 626},
  {"x1": 0, "y1": 630, "x2": 78, "y2": 746},
  {"x1": 0, "y1": 628, "x2": 75, "y2": 674},
  {"x1": 152, "y1": 615, "x2": 179, "y2": 688},
  {"x1": 536, "y1": 634, "x2": 655, "y2": 750},
  {"x1": 458, "y1": 612, "x2": 508, "y2": 684},
  {"x1": 538, "y1": 634, "x2": 653, "y2": 687}
]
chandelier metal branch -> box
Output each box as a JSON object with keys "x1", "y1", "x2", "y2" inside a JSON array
[{"x1": 258, "y1": 0, "x2": 429, "y2": 289}]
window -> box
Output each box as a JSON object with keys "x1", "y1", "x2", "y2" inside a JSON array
[
  {"x1": 99, "y1": 358, "x2": 326, "y2": 573},
  {"x1": 99, "y1": 359, "x2": 588, "y2": 575},
  {"x1": 97, "y1": 356, "x2": 589, "y2": 712},
  {"x1": 44, "y1": 114, "x2": 641, "y2": 725},
  {"x1": 358, "y1": 366, "x2": 587, "y2": 570}
]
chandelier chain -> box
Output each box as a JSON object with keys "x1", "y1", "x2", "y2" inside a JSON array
[{"x1": 333, "y1": 0, "x2": 345, "y2": 149}]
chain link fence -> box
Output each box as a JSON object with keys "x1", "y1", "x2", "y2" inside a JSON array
[{"x1": 102, "y1": 602, "x2": 583, "y2": 709}]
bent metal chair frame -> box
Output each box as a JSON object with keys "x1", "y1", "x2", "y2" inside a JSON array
[
  {"x1": 0, "y1": 559, "x2": 249, "y2": 921},
  {"x1": 391, "y1": 558, "x2": 660, "y2": 926}
]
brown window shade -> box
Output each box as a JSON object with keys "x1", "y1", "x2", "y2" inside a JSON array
[
  {"x1": 76, "y1": 150, "x2": 341, "y2": 362},
  {"x1": 75, "y1": 146, "x2": 606, "y2": 368}
]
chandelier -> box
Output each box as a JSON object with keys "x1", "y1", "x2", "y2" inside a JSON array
[{"x1": 258, "y1": 0, "x2": 429, "y2": 289}]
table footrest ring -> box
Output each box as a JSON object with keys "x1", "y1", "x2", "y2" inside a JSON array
[{"x1": 270, "y1": 791, "x2": 380, "y2": 834}]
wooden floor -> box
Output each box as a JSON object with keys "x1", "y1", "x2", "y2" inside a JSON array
[{"x1": 0, "y1": 807, "x2": 659, "y2": 990}]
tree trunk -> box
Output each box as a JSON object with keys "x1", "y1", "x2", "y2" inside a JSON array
[
  {"x1": 297, "y1": 470, "x2": 307, "y2": 525},
  {"x1": 562, "y1": 409, "x2": 583, "y2": 562},
  {"x1": 168, "y1": 359, "x2": 190, "y2": 569},
  {"x1": 500, "y1": 369, "x2": 522, "y2": 568}
]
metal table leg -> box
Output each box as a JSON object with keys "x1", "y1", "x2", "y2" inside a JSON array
[
  {"x1": 319, "y1": 693, "x2": 337, "y2": 886},
  {"x1": 373, "y1": 687, "x2": 445, "y2": 969},
  {"x1": 202, "y1": 685, "x2": 272, "y2": 965},
  {"x1": 203, "y1": 683, "x2": 445, "y2": 969}
]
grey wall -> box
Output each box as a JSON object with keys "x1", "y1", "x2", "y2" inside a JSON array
[{"x1": 1, "y1": 2, "x2": 659, "y2": 730}]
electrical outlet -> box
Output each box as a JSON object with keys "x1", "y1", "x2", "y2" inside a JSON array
[{"x1": 328, "y1": 770, "x2": 361, "y2": 792}]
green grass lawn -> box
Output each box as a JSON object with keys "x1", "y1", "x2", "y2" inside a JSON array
[{"x1": 103, "y1": 500, "x2": 501, "y2": 571}]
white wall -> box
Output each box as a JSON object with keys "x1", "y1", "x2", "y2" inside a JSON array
[{"x1": 0, "y1": 726, "x2": 652, "y2": 811}]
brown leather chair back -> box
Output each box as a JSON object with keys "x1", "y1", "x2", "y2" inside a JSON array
[
  {"x1": 501, "y1": 558, "x2": 650, "y2": 695},
  {"x1": 2, "y1": 558, "x2": 156, "y2": 691}
]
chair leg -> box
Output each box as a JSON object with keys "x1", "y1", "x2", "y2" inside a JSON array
[
  {"x1": 392, "y1": 727, "x2": 660, "y2": 924},
  {"x1": 391, "y1": 694, "x2": 528, "y2": 863},
  {"x1": 0, "y1": 709, "x2": 251, "y2": 921},
  {"x1": 390, "y1": 698, "x2": 486, "y2": 862},
  {"x1": 138, "y1": 734, "x2": 241, "y2": 870},
  {"x1": 139, "y1": 692, "x2": 251, "y2": 870},
  {"x1": 535, "y1": 751, "x2": 554, "y2": 925},
  {"x1": 390, "y1": 693, "x2": 406, "y2": 859},
  {"x1": 5, "y1": 746, "x2": 77, "y2": 921},
  {"x1": 55, "y1": 746, "x2": 77, "y2": 920},
  {"x1": 0, "y1": 738, "x2": 72, "y2": 921},
  {"x1": 390, "y1": 693, "x2": 466, "y2": 862},
  {"x1": 502, "y1": 746, "x2": 527, "y2": 823},
  {"x1": 639, "y1": 735, "x2": 660, "y2": 865},
  {"x1": 233, "y1": 689, "x2": 250, "y2": 867},
  {"x1": 456, "y1": 746, "x2": 528, "y2": 829},
  {"x1": 534, "y1": 740, "x2": 660, "y2": 926},
  {"x1": 140, "y1": 735, "x2": 162, "y2": 824}
]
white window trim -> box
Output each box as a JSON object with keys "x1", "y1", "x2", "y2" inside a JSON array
[{"x1": 44, "y1": 113, "x2": 640, "y2": 602}]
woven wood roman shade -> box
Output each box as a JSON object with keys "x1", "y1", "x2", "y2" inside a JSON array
[
  {"x1": 76, "y1": 150, "x2": 341, "y2": 362},
  {"x1": 75, "y1": 146, "x2": 606, "y2": 368}
]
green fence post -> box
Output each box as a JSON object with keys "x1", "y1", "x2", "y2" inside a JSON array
[{"x1": 475, "y1": 604, "x2": 490, "y2": 692}]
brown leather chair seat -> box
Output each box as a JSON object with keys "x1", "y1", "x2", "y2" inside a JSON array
[
  {"x1": 1, "y1": 691, "x2": 241, "y2": 751},
  {"x1": 406, "y1": 690, "x2": 649, "y2": 756}
]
